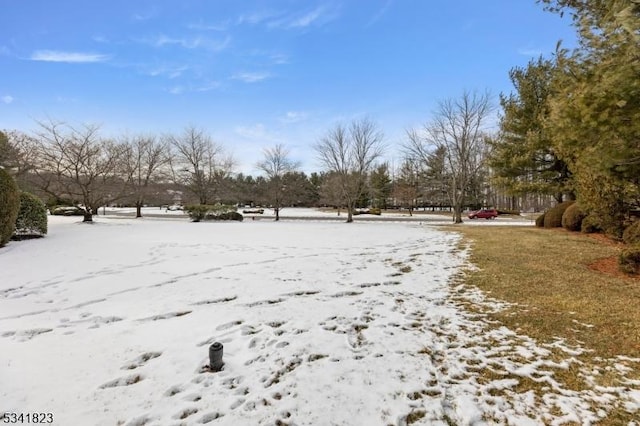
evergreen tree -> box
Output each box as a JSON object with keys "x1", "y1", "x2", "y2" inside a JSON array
[
  {"x1": 369, "y1": 163, "x2": 392, "y2": 209},
  {"x1": 490, "y1": 57, "x2": 572, "y2": 202},
  {"x1": 542, "y1": 0, "x2": 640, "y2": 234},
  {"x1": 0, "y1": 168, "x2": 20, "y2": 247}
]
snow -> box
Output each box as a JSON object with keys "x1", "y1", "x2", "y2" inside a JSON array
[{"x1": 1, "y1": 215, "x2": 638, "y2": 425}]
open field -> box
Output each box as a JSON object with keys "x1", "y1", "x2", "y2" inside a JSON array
[{"x1": 1, "y1": 216, "x2": 638, "y2": 425}]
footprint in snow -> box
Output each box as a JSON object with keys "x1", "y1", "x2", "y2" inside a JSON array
[
  {"x1": 137, "y1": 310, "x2": 192, "y2": 322},
  {"x1": 121, "y1": 351, "x2": 162, "y2": 370},
  {"x1": 99, "y1": 374, "x2": 144, "y2": 389}
]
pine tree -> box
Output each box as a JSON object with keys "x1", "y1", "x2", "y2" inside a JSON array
[
  {"x1": 490, "y1": 57, "x2": 572, "y2": 202},
  {"x1": 542, "y1": 0, "x2": 640, "y2": 235}
]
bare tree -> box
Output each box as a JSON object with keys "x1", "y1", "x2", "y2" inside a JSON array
[
  {"x1": 315, "y1": 118, "x2": 385, "y2": 223},
  {"x1": 32, "y1": 121, "x2": 125, "y2": 222},
  {"x1": 167, "y1": 126, "x2": 234, "y2": 205},
  {"x1": 121, "y1": 135, "x2": 170, "y2": 218},
  {"x1": 405, "y1": 91, "x2": 493, "y2": 223},
  {"x1": 256, "y1": 144, "x2": 300, "y2": 221}
]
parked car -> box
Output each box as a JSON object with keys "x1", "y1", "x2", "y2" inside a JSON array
[
  {"x1": 242, "y1": 208, "x2": 264, "y2": 214},
  {"x1": 167, "y1": 204, "x2": 184, "y2": 211},
  {"x1": 468, "y1": 208, "x2": 498, "y2": 219}
]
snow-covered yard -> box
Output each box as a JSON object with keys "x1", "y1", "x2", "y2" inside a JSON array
[{"x1": 1, "y1": 216, "x2": 637, "y2": 425}]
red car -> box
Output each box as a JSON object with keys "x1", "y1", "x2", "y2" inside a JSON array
[{"x1": 468, "y1": 208, "x2": 498, "y2": 219}]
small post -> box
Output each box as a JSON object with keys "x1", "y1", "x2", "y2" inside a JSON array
[{"x1": 209, "y1": 342, "x2": 224, "y2": 372}]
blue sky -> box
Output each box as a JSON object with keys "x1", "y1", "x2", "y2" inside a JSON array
[{"x1": 1, "y1": 1, "x2": 576, "y2": 174}]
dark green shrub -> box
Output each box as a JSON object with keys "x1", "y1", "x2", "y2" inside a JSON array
[
  {"x1": 623, "y1": 221, "x2": 640, "y2": 245},
  {"x1": 0, "y1": 168, "x2": 20, "y2": 247},
  {"x1": 581, "y1": 213, "x2": 601, "y2": 234},
  {"x1": 561, "y1": 203, "x2": 586, "y2": 232},
  {"x1": 208, "y1": 211, "x2": 243, "y2": 221},
  {"x1": 544, "y1": 201, "x2": 574, "y2": 228},
  {"x1": 185, "y1": 204, "x2": 241, "y2": 222},
  {"x1": 619, "y1": 245, "x2": 640, "y2": 275},
  {"x1": 14, "y1": 192, "x2": 48, "y2": 239},
  {"x1": 185, "y1": 204, "x2": 209, "y2": 222},
  {"x1": 51, "y1": 205, "x2": 85, "y2": 216},
  {"x1": 535, "y1": 212, "x2": 545, "y2": 227}
]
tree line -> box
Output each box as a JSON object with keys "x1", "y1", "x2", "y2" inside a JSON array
[
  {"x1": 0, "y1": 109, "x2": 501, "y2": 224},
  {"x1": 2, "y1": 1, "x2": 636, "y2": 228}
]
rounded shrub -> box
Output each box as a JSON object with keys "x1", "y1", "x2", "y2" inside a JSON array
[
  {"x1": 622, "y1": 221, "x2": 640, "y2": 246},
  {"x1": 14, "y1": 192, "x2": 48, "y2": 239},
  {"x1": 544, "y1": 201, "x2": 574, "y2": 228},
  {"x1": 581, "y1": 213, "x2": 601, "y2": 234},
  {"x1": 535, "y1": 212, "x2": 546, "y2": 227},
  {"x1": 619, "y1": 245, "x2": 640, "y2": 275},
  {"x1": 562, "y1": 203, "x2": 586, "y2": 232},
  {"x1": 0, "y1": 168, "x2": 20, "y2": 247}
]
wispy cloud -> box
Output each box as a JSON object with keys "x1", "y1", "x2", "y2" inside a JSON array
[
  {"x1": 270, "y1": 53, "x2": 289, "y2": 65},
  {"x1": 517, "y1": 47, "x2": 544, "y2": 56},
  {"x1": 237, "y1": 10, "x2": 283, "y2": 26},
  {"x1": 2, "y1": 95, "x2": 14, "y2": 104},
  {"x1": 267, "y1": 6, "x2": 339, "y2": 29},
  {"x1": 132, "y1": 7, "x2": 158, "y2": 22},
  {"x1": 188, "y1": 20, "x2": 230, "y2": 32},
  {"x1": 367, "y1": 0, "x2": 393, "y2": 27},
  {"x1": 92, "y1": 35, "x2": 110, "y2": 43},
  {"x1": 232, "y1": 71, "x2": 271, "y2": 83},
  {"x1": 147, "y1": 34, "x2": 231, "y2": 52},
  {"x1": 235, "y1": 123, "x2": 283, "y2": 143},
  {"x1": 196, "y1": 81, "x2": 222, "y2": 92},
  {"x1": 280, "y1": 111, "x2": 308, "y2": 124},
  {"x1": 29, "y1": 50, "x2": 111, "y2": 63},
  {"x1": 168, "y1": 86, "x2": 184, "y2": 95},
  {"x1": 148, "y1": 64, "x2": 189, "y2": 79}
]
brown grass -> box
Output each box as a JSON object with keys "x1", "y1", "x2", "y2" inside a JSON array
[
  {"x1": 450, "y1": 226, "x2": 640, "y2": 359},
  {"x1": 447, "y1": 226, "x2": 640, "y2": 424}
]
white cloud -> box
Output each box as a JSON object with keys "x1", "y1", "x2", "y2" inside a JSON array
[
  {"x1": 271, "y1": 53, "x2": 289, "y2": 65},
  {"x1": 367, "y1": 0, "x2": 393, "y2": 27},
  {"x1": 236, "y1": 123, "x2": 267, "y2": 139},
  {"x1": 92, "y1": 35, "x2": 110, "y2": 43},
  {"x1": 280, "y1": 111, "x2": 308, "y2": 124},
  {"x1": 188, "y1": 20, "x2": 230, "y2": 31},
  {"x1": 232, "y1": 71, "x2": 271, "y2": 83},
  {"x1": 196, "y1": 81, "x2": 222, "y2": 92},
  {"x1": 149, "y1": 34, "x2": 231, "y2": 52},
  {"x1": 168, "y1": 86, "x2": 184, "y2": 95},
  {"x1": 237, "y1": 10, "x2": 283, "y2": 26},
  {"x1": 289, "y1": 7, "x2": 324, "y2": 28},
  {"x1": 517, "y1": 47, "x2": 544, "y2": 57},
  {"x1": 2, "y1": 95, "x2": 14, "y2": 104},
  {"x1": 267, "y1": 6, "x2": 339, "y2": 29},
  {"x1": 148, "y1": 65, "x2": 189, "y2": 79},
  {"x1": 30, "y1": 50, "x2": 111, "y2": 63},
  {"x1": 235, "y1": 124, "x2": 283, "y2": 143}
]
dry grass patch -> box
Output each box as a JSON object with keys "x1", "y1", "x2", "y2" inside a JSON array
[
  {"x1": 448, "y1": 226, "x2": 640, "y2": 424},
  {"x1": 449, "y1": 226, "x2": 640, "y2": 360}
]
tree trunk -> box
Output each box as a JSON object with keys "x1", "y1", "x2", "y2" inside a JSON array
[
  {"x1": 275, "y1": 207, "x2": 280, "y2": 221},
  {"x1": 345, "y1": 197, "x2": 355, "y2": 223},
  {"x1": 83, "y1": 211, "x2": 93, "y2": 222},
  {"x1": 136, "y1": 202, "x2": 143, "y2": 218},
  {"x1": 453, "y1": 204, "x2": 463, "y2": 223}
]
